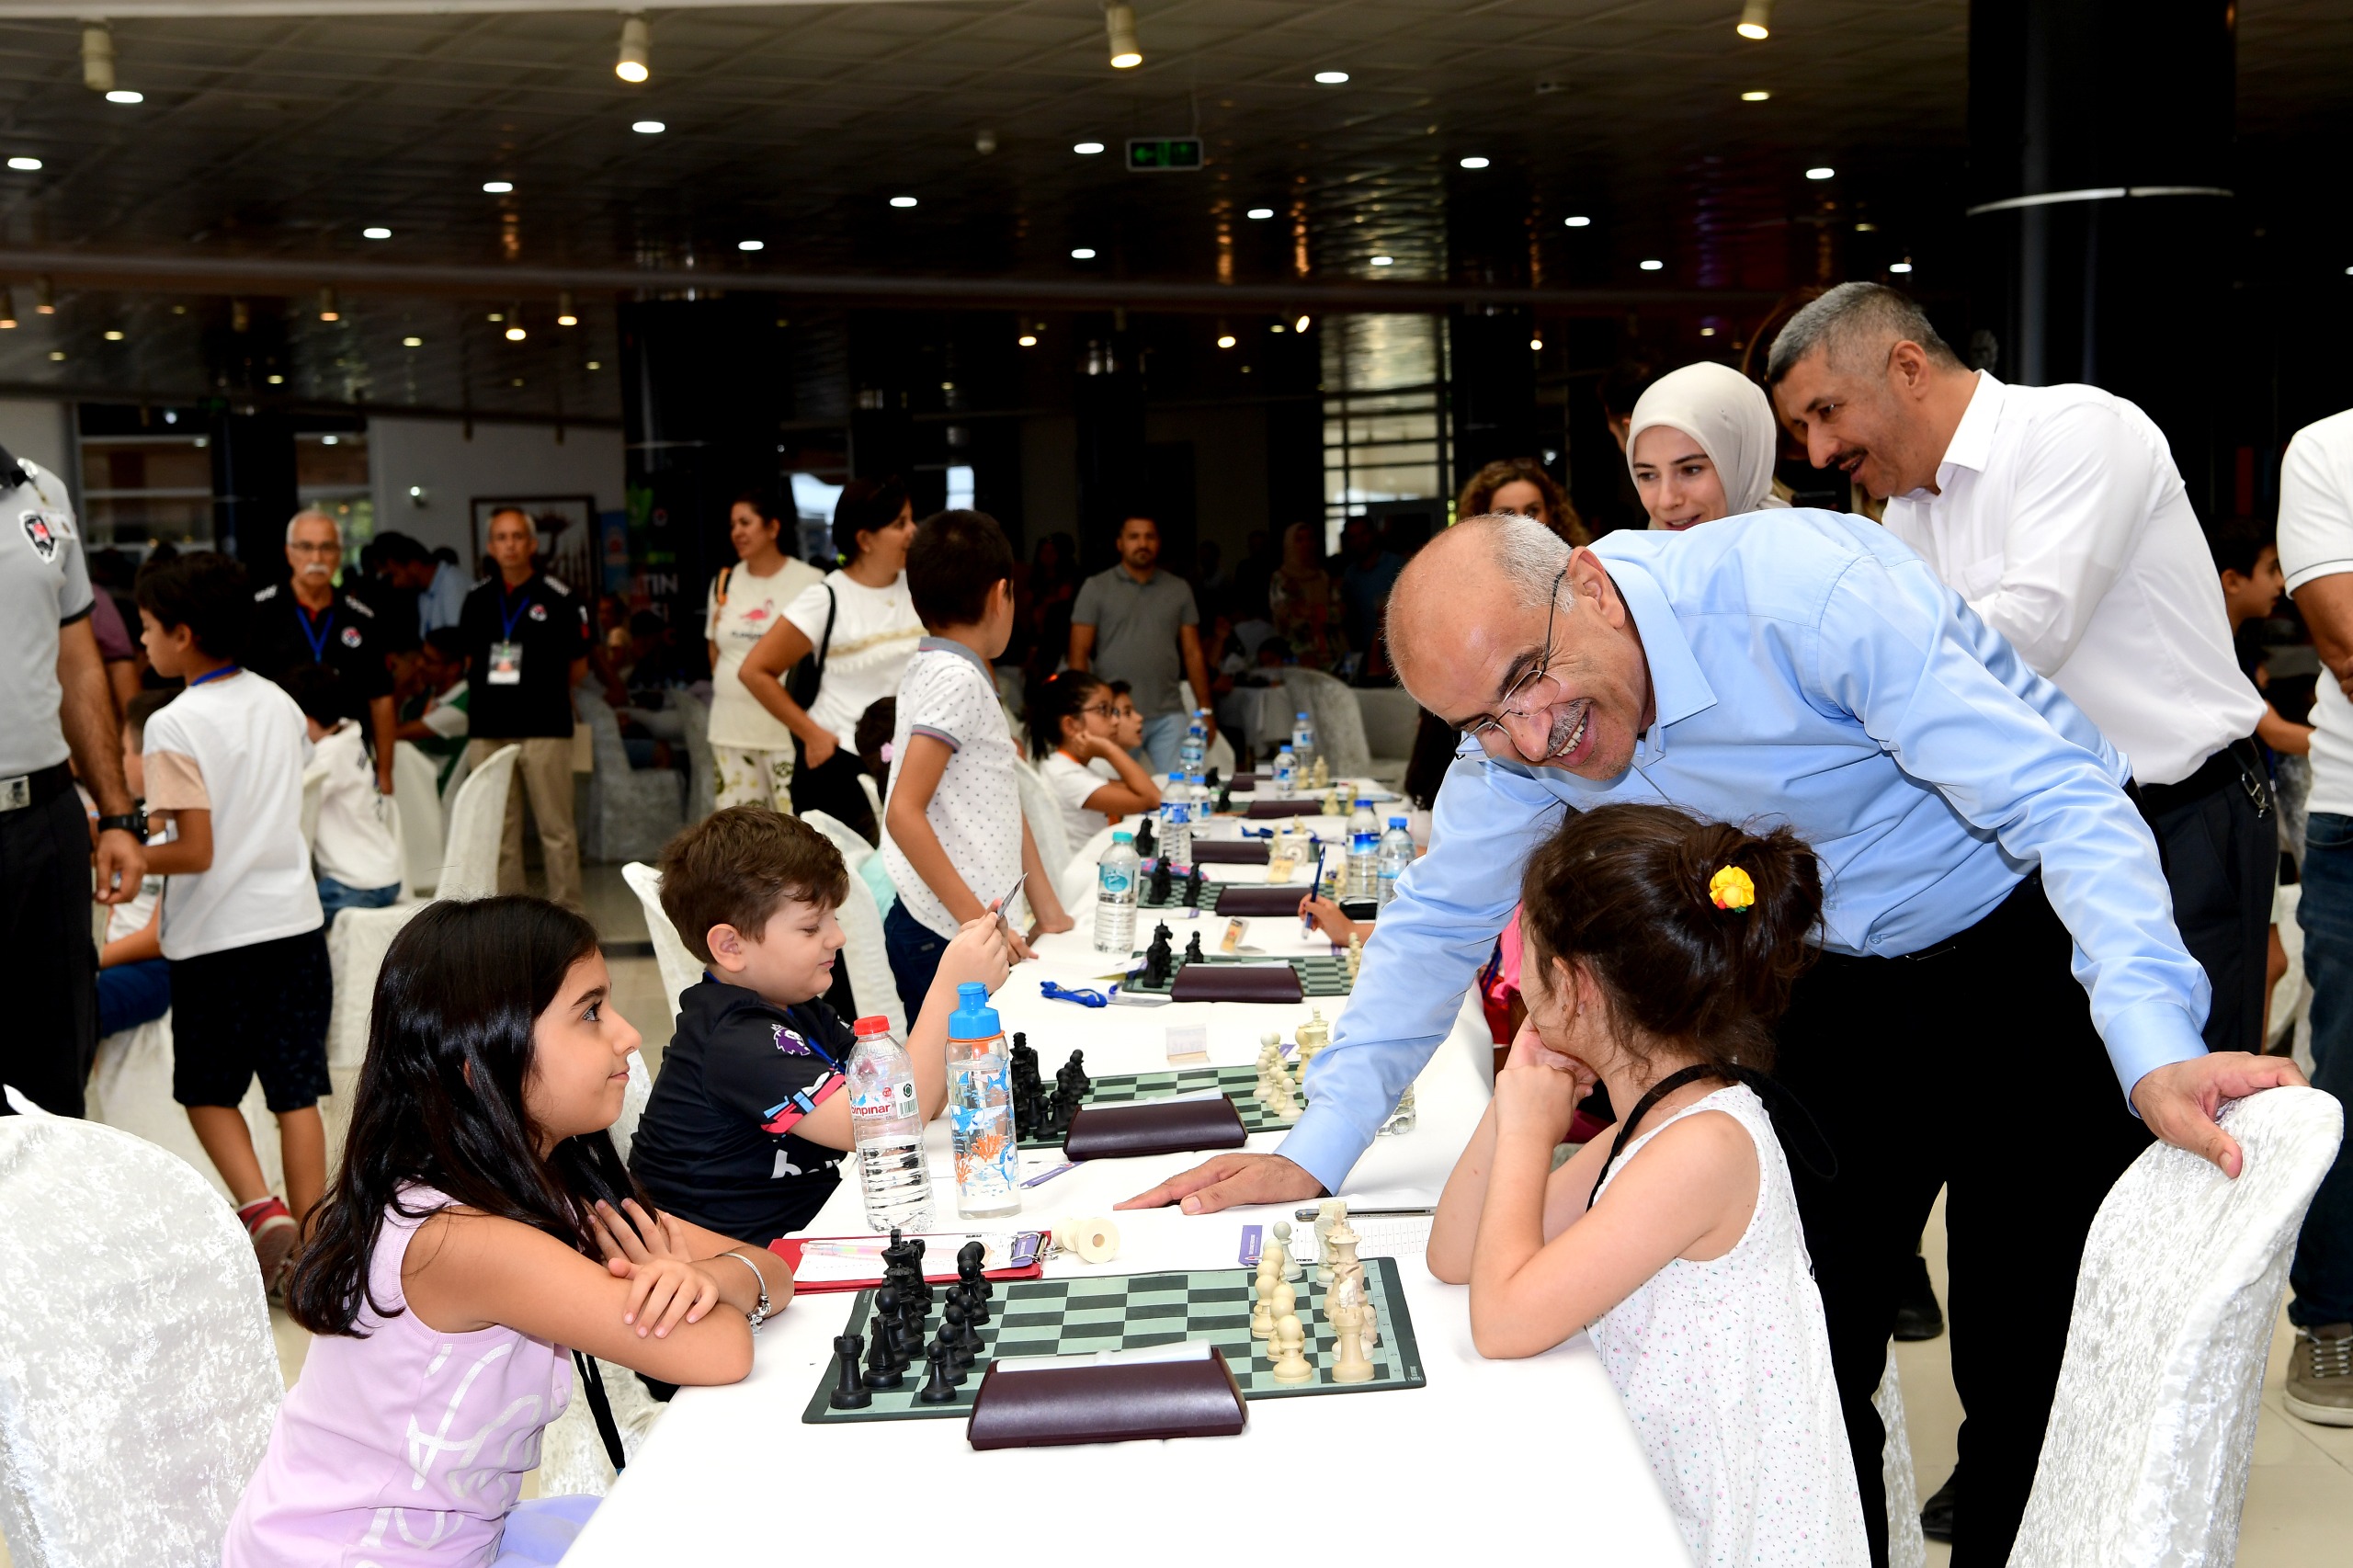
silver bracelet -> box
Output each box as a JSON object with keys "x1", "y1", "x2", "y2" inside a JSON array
[{"x1": 721, "y1": 1251, "x2": 774, "y2": 1330}]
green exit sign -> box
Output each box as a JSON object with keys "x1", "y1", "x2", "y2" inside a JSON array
[{"x1": 1127, "y1": 137, "x2": 1204, "y2": 172}]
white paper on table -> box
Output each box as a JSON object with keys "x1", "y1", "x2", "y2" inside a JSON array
[{"x1": 788, "y1": 1231, "x2": 1027, "y2": 1284}]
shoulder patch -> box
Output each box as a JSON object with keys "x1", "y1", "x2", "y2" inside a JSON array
[
  {"x1": 345, "y1": 596, "x2": 377, "y2": 619},
  {"x1": 254, "y1": 583, "x2": 280, "y2": 602},
  {"x1": 541, "y1": 574, "x2": 572, "y2": 597},
  {"x1": 770, "y1": 1022, "x2": 813, "y2": 1056}
]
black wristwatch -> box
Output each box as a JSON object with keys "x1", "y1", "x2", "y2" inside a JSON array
[{"x1": 97, "y1": 808, "x2": 146, "y2": 839}]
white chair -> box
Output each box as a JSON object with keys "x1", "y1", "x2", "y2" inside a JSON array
[
  {"x1": 574, "y1": 688, "x2": 684, "y2": 865},
  {"x1": 392, "y1": 739, "x2": 446, "y2": 897},
  {"x1": 1279, "y1": 666, "x2": 1373, "y2": 778},
  {"x1": 536, "y1": 1354, "x2": 664, "y2": 1501},
  {"x1": 1204, "y1": 727, "x2": 1236, "y2": 778},
  {"x1": 620, "y1": 860, "x2": 705, "y2": 1025},
  {"x1": 676, "y1": 688, "x2": 717, "y2": 824},
  {"x1": 441, "y1": 738, "x2": 477, "y2": 803},
  {"x1": 802, "y1": 810, "x2": 907, "y2": 1037},
  {"x1": 85, "y1": 1013, "x2": 284, "y2": 1204},
  {"x1": 857, "y1": 768, "x2": 884, "y2": 829},
  {"x1": 438, "y1": 743, "x2": 519, "y2": 900},
  {"x1": 1014, "y1": 757, "x2": 1073, "y2": 903},
  {"x1": 2008, "y1": 1087, "x2": 2345, "y2": 1568},
  {"x1": 0, "y1": 1105, "x2": 282, "y2": 1568},
  {"x1": 1875, "y1": 1349, "x2": 1927, "y2": 1568}
]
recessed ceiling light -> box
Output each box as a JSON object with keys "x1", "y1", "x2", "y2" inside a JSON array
[
  {"x1": 266, "y1": 372, "x2": 283, "y2": 383},
  {"x1": 586, "y1": 360, "x2": 603, "y2": 369},
  {"x1": 1017, "y1": 334, "x2": 1038, "y2": 347},
  {"x1": 1528, "y1": 337, "x2": 1543, "y2": 351},
  {"x1": 483, "y1": 180, "x2": 514, "y2": 193},
  {"x1": 888, "y1": 196, "x2": 917, "y2": 208},
  {"x1": 1246, "y1": 207, "x2": 1274, "y2": 220},
  {"x1": 102, "y1": 329, "x2": 123, "y2": 341},
  {"x1": 1216, "y1": 334, "x2": 1236, "y2": 348},
  {"x1": 1074, "y1": 141, "x2": 1106, "y2": 155},
  {"x1": 1563, "y1": 215, "x2": 1591, "y2": 228},
  {"x1": 1459, "y1": 156, "x2": 1490, "y2": 169},
  {"x1": 615, "y1": 14, "x2": 650, "y2": 84},
  {"x1": 362, "y1": 226, "x2": 392, "y2": 240},
  {"x1": 1314, "y1": 71, "x2": 1349, "y2": 85},
  {"x1": 6, "y1": 156, "x2": 40, "y2": 171},
  {"x1": 1699, "y1": 326, "x2": 1717, "y2": 336},
  {"x1": 739, "y1": 239, "x2": 765, "y2": 251},
  {"x1": 1889, "y1": 260, "x2": 1914, "y2": 274},
  {"x1": 402, "y1": 335, "x2": 423, "y2": 347},
  {"x1": 632, "y1": 119, "x2": 665, "y2": 134},
  {"x1": 1640, "y1": 258, "x2": 1665, "y2": 271},
  {"x1": 1294, "y1": 314, "x2": 1311, "y2": 333},
  {"x1": 506, "y1": 324, "x2": 527, "y2": 342},
  {"x1": 48, "y1": 350, "x2": 64, "y2": 361},
  {"x1": 1741, "y1": 89, "x2": 1771, "y2": 102},
  {"x1": 1370, "y1": 255, "x2": 1393, "y2": 267},
  {"x1": 1270, "y1": 323, "x2": 1285, "y2": 333},
  {"x1": 321, "y1": 435, "x2": 338, "y2": 445},
  {"x1": 1071, "y1": 246, "x2": 1097, "y2": 259},
  {"x1": 105, "y1": 90, "x2": 142, "y2": 104},
  {"x1": 1854, "y1": 222, "x2": 1878, "y2": 233},
  {"x1": 487, "y1": 312, "x2": 504, "y2": 323},
  {"x1": 1805, "y1": 165, "x2": 1835, "y2": 180},
  {"x1": 1737, "y1": 0, "x2": 1772, "y2": 40}
]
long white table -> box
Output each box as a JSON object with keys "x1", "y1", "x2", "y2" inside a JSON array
[{"x1": 564, "y1": 822, "x2": 1689, "y2": 1565}]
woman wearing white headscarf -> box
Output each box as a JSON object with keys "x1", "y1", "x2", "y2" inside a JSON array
[{"x1": 1626, "y1": 360, "x2": 1787, "y2": 530}]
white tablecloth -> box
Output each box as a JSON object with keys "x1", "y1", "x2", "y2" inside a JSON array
[{"x1": 563, "y1": 861, "x2": 1688, "y2": 1565}]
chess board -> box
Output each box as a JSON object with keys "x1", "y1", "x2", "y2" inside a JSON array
[
  {"x1": 1135, "y1": 878, "x2": 1215, "y2": 911},
  {"x1": 1017, "y1": 1062, "x2": 1302, "y2": 1150},
  {"x1": 1118, "y1": 951, "x2": 1356, "y2": 998},
  {"x1": 801, "y1": 1257, "x2": 1426, "y2": 1425}
]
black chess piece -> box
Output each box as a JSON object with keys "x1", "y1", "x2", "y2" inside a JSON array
[
  {"x1": 1186, "y1": 864, "x2": 1206, "y2": 905},
  {"x1": 1184, "y1": 930, "x2": 1205, "y2": 964},
  {"x1": 959, "y1": 1281, "x2": 991, "y2": 1328},
  {"x1": 1134, "y1": 815, "x2": 1156, "y2": 860},
  {"x1": 862, "y1": 1322, "x2": 905, "y2": 1389},
  {"x1": 1149, "y1": 857, "x2": 1174, "y2": 904},
  {"x1": 1216, "y1": 782, "x2": 1233, "y2": 813},
  {"x1": 916, "y1": 1343, "x2": 960, "y2": 1403},
  {"x1": 932, "y1": 1322, "x2": 971, "y2": 1383},
  {"x1": 829, "y1": 1334, "x2": 873, "y2": 1409},
  {"x1": 940, "y1": 1302, "x2": 980, "y2": 1367},
  {"x1": 1067, "y1": 1050, "x2": 1089, "y2": 1093},
  {"x1": 1146, "y1": 932, "x2": 1174, "y2": 985},
  {"x1": 1205, "y1": 766, "x2": 1222, "y2": 791}
]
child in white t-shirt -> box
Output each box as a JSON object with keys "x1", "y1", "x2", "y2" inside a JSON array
[
  {"x1": 285, "y1": 665, "x2": 404, "y2": 924},
  {"x1": 135, "y1": 553, "x2": 331, "y2": 1295},
  {"x1": 1025, "y1": 669, "x2": 1162, "y2": 848},
  {"x1": 880, "y1": 511, "x2": 1074, "y2": 1019}
]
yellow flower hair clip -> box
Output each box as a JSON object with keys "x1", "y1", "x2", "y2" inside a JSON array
[{"x1": 1708, "y1": 864, "x2": 1756, "y2": 913}]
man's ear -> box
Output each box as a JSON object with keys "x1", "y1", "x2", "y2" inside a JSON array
[{"x1": 706, "y1": 922, "x2": 750, "y2": 973}]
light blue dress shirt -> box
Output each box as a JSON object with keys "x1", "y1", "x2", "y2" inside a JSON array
[
  {"x1": 1279, "y1": 510, "x2": 2211, "y2": 1194},
  {"x1": 419, "y1": 561, "x2": 471, "y2": 638}
]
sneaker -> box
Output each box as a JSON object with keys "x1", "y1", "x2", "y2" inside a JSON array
[
  {"x1": 236, "y1": 1196, "x2": 298, "y2": 1298},
  {"x1": 1893, "y1": 1252, "x2": 1945, "y2": 1342},
  {"x1": 2285, "y1": 1323, "x2": 2353, "y2": 1426},
  {"x1": 1919, "y1": 1466, "x2": 1957, "y2": 1542}
]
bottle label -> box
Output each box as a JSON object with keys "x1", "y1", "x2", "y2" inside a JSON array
[{"x1": 1100, "y1": 867, "x2": 1132, "y2": 896}]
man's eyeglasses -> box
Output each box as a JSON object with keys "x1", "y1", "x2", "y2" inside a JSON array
[
  {"x1": 289, "y1": 540, "x2": 342, "y2": 557},
  {"x1": 1461, "y1": 565, "x2": 1571, "y2": 755}
]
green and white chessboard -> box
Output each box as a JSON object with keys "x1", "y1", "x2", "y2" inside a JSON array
[
  {"x1": 801, "y1": 1258, "x2": 1426, "y2": 1425},
  {"x1": 1016, "y1": 1062, "x2": 1302, "y2": 1150},
  {"x1": 1118, "y1": 951, "x2": 1357, "y2": 998}
]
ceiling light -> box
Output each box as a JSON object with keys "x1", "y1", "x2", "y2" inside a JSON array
[
  {"x1": 1459, "y1": 156, "x2": 1490, "y2": 169},
  {"x1": 1074, "y1": 141, "x2": 1106, "y2": 155},
  {"x1": 362, "y1": 226, "x2": 392, "y2": 240},
  {"x1": 320, "y1": 435, "x2": 338, "y2": 446},
  {"x1": 1370, "y1": 255, "x2": 1393, "y2": 267},
  {"x1": 483, "y1": 180, "x2": 514, "y2": 194},
  {"x1": 1806, "y1": 165, "x2": 1835, "y2": 180},
  {"x1": 1017, "y1": 334, "x2": 1038, "y2": 347},
  {"x1": 1741, "y1": 89, "x2": 1771, "y2": 101},
  {"x1": 1854, "y1": 222, "x2": 1877, "y2": 233},
  {"x1": 83, "y1": 21, "x2": 114, "y2": 93},
  {"x1": 1890, "y1": 260, "x2": 1914, "y2": 274},
  {"x1": 1699, "y1": 326, "x2": 1717, "y2": 336},
  {"x1": 888, "y1": 196, "x2": 917, "y2": 208},
  {"x1": 1071, "y1": 246, "x2": 1097, "y2": 259},
  {"x1": 739, "y1": 239, "x2": 765, "y2": 251},
  {"x1": 317, "y1": 287, "x2": 339, "y2": 322},
  {"x1": 1640, "y1": 258, "x2": 1664, "y2": 271},
  {"x1": 1216, "y1": 334, "x2": 1236, "y2": 348},
  {"x1": 1529, "y1": 336, "x2": 1543, "y2": 351},
  {"x1": 1563, "y1": 215, "x2": 1591, "y2": 227},
  {"x1": 35, "y1": 277, "x2": 54, "y2": 314},
  {"x1": 1106, "y1": 2, "x2": 1142, "y2": 69},
  {"x1": 586, "y1": 359, "x2": 603, "y2": 369},
  {"x1": 556, "y1": 290, "x2": 578, "y2": 326},
  {"x1": 7, "y1": 157, "x2": 41, "y2": 172},
  {"x1": 1737, "y1": 0, "x2": 1771, "y2": 40},
  {"x1": 631, "y1": 119, "x2": 665, "y2": 135},
  {"x1": 616, "y1": 14, "x2": 650, "y2": 83},
  {"x1": 975, "y1": 129, "x2": 997, "y2": 154},
  {"x1": 103, "y1": 329, "x2": 123, "y2": 341},
  {"x1": 1246, "y1": 207, "x2": 1274, "y2": 220},
  {"x1": 1314, "y1": 70, "x2": 1349, "y2": 85},
  {"x1": 0, "y1": 288, "x2": 14, "y2": 328},
  {"x1": 487, "y1": 312, "x2": 504, "y2": 322},
  {"x1": 505, "y1": 307, "x2": 527, "y2": 341},
  {"x1": 1294, "y1": 314, "x2": 1311, "y2": 332},
  {"x1": 266, "y1": 372, "x2": 282, "y2": 383},
  {"x1": 1269, "y1": 323, "x2": 1285, "y2": 334},
  {"x1": 402, "y1": 335, "x2": 423, "y2": 347},
  {"x1": 106, "y1": 90, "x2": 142, "y2": 105}
]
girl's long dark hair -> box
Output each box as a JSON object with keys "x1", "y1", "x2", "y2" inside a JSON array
[
  {"x1": 287, "y1": 896, "x2": 644, "y2": 1337},
  {"x1": 1025, "y1": 669, "x2": 1107, "y2": 764}
]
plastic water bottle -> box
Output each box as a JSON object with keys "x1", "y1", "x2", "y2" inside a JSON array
[
  {"x1": 1291, "y1": 710, "x2": 1317, "y2": 777},
  {"x1": 846, "y1": 1015, "x2": 934, "y2": 1233},
  {"x1": 1160, "y1": 776, "x2": 1194, "y2": 874},
  {"x1": 1192, "y1": 768, "x2": 1216, "y2": 823},
  {"x1": 1093, "y1": 830, "x2": 1140, "y2": 953},
  {"x1": 1272, "y1": 744, "x2": 1297, "y2": 798},
  {"x1": 1344, "y1": 797, "x2": 1381, "y2": 898},
  {"x1": 946, "y1": 983, "x2": 1019, "y2": 1218},
  {"x1": 1178, "y1": 716, "x2": 1206, "y2": 777},
  {"x1": 1376, "y1": 815, "x2": 1414, "y2": 907}
]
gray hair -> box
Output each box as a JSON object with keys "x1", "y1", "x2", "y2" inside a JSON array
[
  {"x1": 1384, "y1": 512, "x2": 1569, "y2": 657},
  {"x1": 1764, "y1": 282, "x2": 1961, "y2": 386},
  {"x1": 284, "y1": 507, "x2": 341, "y2": 545},
  {"x1": 486, "y1": 505, "x2": 537, "y2": 538}
]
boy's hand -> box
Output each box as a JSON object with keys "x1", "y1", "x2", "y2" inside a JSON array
[
  {"x1": 1296, "y1": 893, "x2": 1356, "y2": 947},
  {"x1": 937, "y1": 914, "x2": 1015, "y2": 995}
]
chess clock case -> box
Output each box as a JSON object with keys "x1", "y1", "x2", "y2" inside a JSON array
[
  {"x1": 1060, "y1": 1096, "x2": 1248, "y2": 1161},
  {"x1": 965, "y1": 1346, "x2": 1249, "y2": 1449}
]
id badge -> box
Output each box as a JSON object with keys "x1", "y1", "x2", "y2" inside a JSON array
[{"x1": 488, "y1": 640, "x2": 524, "y2": 686}]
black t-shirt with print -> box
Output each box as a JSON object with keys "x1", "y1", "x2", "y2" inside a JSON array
[
  {"x1": 628, "y1": 977, "x2": 854, "y2": 1246},
  {"x1": 249, "y1": 583, "x2": 395, "y2": 722},
  {"x1": 458, "y1": 571, "x2": 591, "y2": 738}
]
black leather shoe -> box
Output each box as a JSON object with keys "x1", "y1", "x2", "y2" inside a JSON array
[
  {"x1": 1893, "y1": 1252, "x2": 1945, "y2": 1342},
  {"x1": 1920, "y1": 1467, "x2": 1957, "y2": 1542}
]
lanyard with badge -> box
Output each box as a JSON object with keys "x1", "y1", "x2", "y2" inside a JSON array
[
  {"x1": 488, "y1": 581, "x2": 531, "y2": 686},
  {"x1": 296, "y1": 602, "x2": 335, "y2": 664}
]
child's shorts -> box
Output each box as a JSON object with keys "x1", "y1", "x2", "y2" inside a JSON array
[{"x1": 170, "y1": 928, "x2": 333, "y2": 1113}]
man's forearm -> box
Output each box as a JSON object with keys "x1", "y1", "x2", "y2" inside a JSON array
[
  {"x1": 2294, "y1": 574, "x2": 2353, "y2": 687},
  {"x1": 58, "y1": 620, "x2": 132, "y2": 816}
]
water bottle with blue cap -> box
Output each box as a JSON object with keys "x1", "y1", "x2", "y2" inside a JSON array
[{"x1": 947, "y1": 982, "x2": 1019, "y2": 1217}]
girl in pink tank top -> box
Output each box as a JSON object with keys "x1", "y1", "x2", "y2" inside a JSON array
[{"x1": 226, "y1": 897, "x2": 795, "y2": 1567}]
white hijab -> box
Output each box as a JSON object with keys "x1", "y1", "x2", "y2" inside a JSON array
[{"x1": 1626, "y1": 361, "x2": 1786, "y2": 527}]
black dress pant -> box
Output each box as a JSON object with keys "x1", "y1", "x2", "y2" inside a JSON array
[
  {"x1": 1772, "y1": 877, "x2": 2151, "y2": 1568},
  {"x1": 0, "y1": 789, "x2": 99, "y2": 1117},
  {"x1": 2138, "y1": 754, "x2": 2276, "y2": 1056},
  {"x1": 790, "y1": 744, "x2": 878, "y2": 844}
]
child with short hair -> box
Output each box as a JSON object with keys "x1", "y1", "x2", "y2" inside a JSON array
[
  {"x1": 232, "y1": 896, "x2": 787, "y2": 1566},
  {"x1": 2213, "y1": 515, "x2": 2314, "y2": 757},
  {"x1": 1026, "y1": 668, "x2": 1161, "y2": 847},
  {"x1": 1428, "y1": 803, "x2": 1866, "y2": 1567},
  {"x1": 881, "y1": 510, "x2": 1074, "y2": 1017},
  {"x1": 1106, "y1": 679, "x2": 1145, "y2": 755},
  {"x1": 94, "y1": 688, "x2": 176, "y2": 1038},
  {"x1": 628, "y1": 806, "x2": 1012, "y2": 1246},
  {"x1": 284, "y1": 664, "x2": 405, "y2": 924},
  {"x1": 134, "y1": 553, "x2": 331, "y2": 1291}
]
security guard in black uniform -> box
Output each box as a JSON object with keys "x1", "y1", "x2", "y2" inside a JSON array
[
  {"x1": 0, "y1": 440, "x2": 145, "y2": 1116},
  {"x1": 250, "y1": 507, "x2": 396, "y2": 793}
]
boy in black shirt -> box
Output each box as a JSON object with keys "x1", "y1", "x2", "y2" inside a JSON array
[{"x1": 628, "y1": 805, "x2": 1012, "y2": 1248}]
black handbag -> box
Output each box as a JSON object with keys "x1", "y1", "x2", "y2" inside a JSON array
[{"x1": 785, "y1": 584, "x2": 836, "y2": 709}]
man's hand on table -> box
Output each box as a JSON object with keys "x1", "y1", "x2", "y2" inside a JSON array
[
  {"x1": 2130, "y1": 1052, "x2": 2309, "y2": 1179},
  {"x1": 1117, "y1": 1153, "x2": 1324, "y2": 1214}
]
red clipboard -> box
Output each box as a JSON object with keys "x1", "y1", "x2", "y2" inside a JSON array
[{"x1": 768, "y1": 1233, "x2": 1048, "y2": 1294}]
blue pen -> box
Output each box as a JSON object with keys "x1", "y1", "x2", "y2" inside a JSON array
[{"x1": 1302, "y1": 846, "x2": 1326, "y2": 936}]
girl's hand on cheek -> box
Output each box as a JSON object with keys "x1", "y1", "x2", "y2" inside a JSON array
[
  {"x1": 1494, "y1": 1062, "x2": 1580, "y2": 1145},
  {"x1": 1505, "y1": 1021, "x2": 1596, "y2": 1094}
]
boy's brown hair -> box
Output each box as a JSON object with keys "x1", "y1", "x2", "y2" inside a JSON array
[{"x1": 657, "y1": 806, "x2": 850, "y2": 963}]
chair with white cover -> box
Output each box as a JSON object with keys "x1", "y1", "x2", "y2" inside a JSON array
[
  {"x1": 85, "y1": 1013, "x2": 283, "y2": 1203},
  {"x1": 574, "y1": 688, "x2": 684, "y2": 864},
  {"x1": 1279, "y1": 666, "x2": 1372, "y2": 778},
  {"x1": 620, "y1": 860, "x2": 705, "y2": 1025},
  {"x1": 0, "y1": 1103, "x2": 282, "y2": 1568},
  {"x1": 297, "y1": 765, "x2": 325, "y2": 858},
  {"x1": 676, "y1": 688, "x2": 717, "y2": 825},
  {"x1": 857, "y1": 768, "x2": 884, "y2": 828},
  {"x1": 1014, "y1": 757, "x2": 1073, "y2": 903},
  {"x1": 438, "y1": 743, "x2": 519, "y2": 900},
  {"x1": 391, "y1": 739, "x2": 445, "y2": 897},
  {"x1": 2007, "y1": 1086, "x2": 2345, "y2": 1568},
  {"x1": 802, "y1": 809, "x2": 906, "y2": 1037},
  {"x1": 1875, "y1": 1349, "x2": 1927, "y2": 1568}
]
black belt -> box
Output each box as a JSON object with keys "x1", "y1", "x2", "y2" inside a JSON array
[
  {"x1": 2130, "y1": 737, "x2": 2269, "y2": 822},
  {"x1": 0, "y1": 761, "x2": 73, "y2": 813}
]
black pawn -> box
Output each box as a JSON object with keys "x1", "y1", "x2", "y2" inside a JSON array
[
  {"x1": 1187, "y1": 865, "x2": 1207, "y2": 905},
  {"x1": 829, "y1": 1334, "x2": 872, "y2": 1409},
  {"x1": 961, "y1": 1283, "x2": 991, "y2": 1328},
  {"x1": 947, "y1": 1299, "x2": 985, "y2": 1356},
  {"x1": 916, "y1": 1343, "x2": 960, "y2": 1403},
  {"x1": 1185, "y1": 930, "x2": 1205, "y2": 963},
  {"x1": 863, "y1": 1324, "x2": 904, "y2": 1390},
  {"x1": 1150, "y1": 858, "x2": 1174, "y2": 903},
  {"x1": 938, "y1": 1312, "x2": 976, "y2": 1373}
]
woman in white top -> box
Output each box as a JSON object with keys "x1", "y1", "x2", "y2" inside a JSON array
[
  {"x1": 1429, "y1": 804, "x2": 1865, "y2": 1568},
  {"x1": 1025, "y1": 670, "x2": 1161, "y2": 848},
  {"x1": 740, "y1": 479, "x2": 922, "y2": 841},
  {"x1": 703, "y1": 491, "x2": 826, "y2": 812},
  {"x1": 1626, "y1": 360, "x2": 1787, "y2": 531}
]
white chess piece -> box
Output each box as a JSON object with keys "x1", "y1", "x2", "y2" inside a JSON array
[
  {"x1": 1262, "y1": 1227, "x2": 1288, "y2": 1286},
  {"x1": 1270, "y1": 1312, "x2": 1314, "y2": 1384},
  {"x1": 1313, "y1": 1199, "x2": 1342, "y2": 1285},
  {"x1": 1330, "y1": 1298, "x2": 1374, "y2": 1383},
  {"x1": 1272, "y1": 1220, "x2": 1304, "y2": 1282},
  {"x1": 1251, "y1": 1253, "x2": 1278, "y2": 1337}
]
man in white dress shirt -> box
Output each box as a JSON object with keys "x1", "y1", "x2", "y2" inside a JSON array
[{"x1": 1770, "y1": 284, "x2": 2272, "y2": 1061}]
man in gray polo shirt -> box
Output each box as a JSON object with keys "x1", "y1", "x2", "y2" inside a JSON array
[
  {"x1": 0, "y1": 441, "x2": 145, "y2": 1117},
  {"x1": 1068, "y1": 514, "x2": 1216, "y2": 771}
]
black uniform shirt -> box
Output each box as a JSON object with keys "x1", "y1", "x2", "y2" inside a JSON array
[
  {"x1": 457, "y1": 571, "x2": 591, "y2": 738},
  {"x1": 249, "y1": 583, "x2": 393, "y2": 722}
]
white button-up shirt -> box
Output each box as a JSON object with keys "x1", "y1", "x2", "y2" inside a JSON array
[
  {"x1": 1881, "y1": 372, "x2": 2259, "y2": 786},
  {"x1": 2275, "y1": 408, "x2": 2353, "y2": 816}
]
